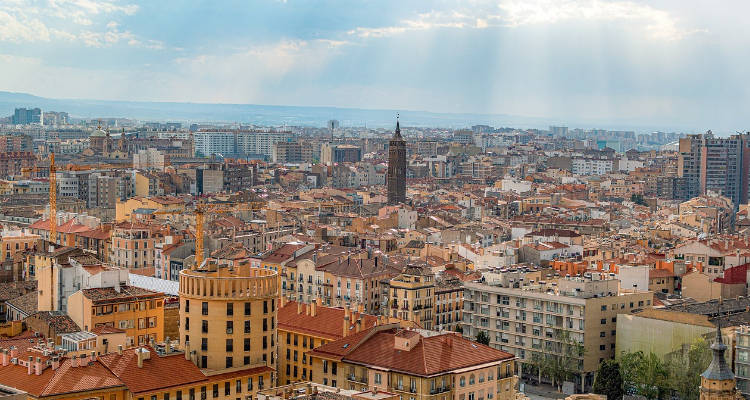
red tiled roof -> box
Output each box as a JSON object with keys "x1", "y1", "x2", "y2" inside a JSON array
[
  {"x1": 98, "y1": 346, "x2": 206, "y2": 394},
  {"x1": 0, "y1": 336, "x2": 123, "y2": 397},
  {"x1": 278, "y1": 301, "x2": 378, "y2": 340},
  {"x1": 311, "y1": 327, "x2": 514, "y2": 377}
]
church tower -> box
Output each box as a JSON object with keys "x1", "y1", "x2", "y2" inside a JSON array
[
  {"x1": 387, "y1": 116, "x2": 406, "y2": 205},
  {"x1": 700, "y1": 322, "x2": 743, "y2": 400}
]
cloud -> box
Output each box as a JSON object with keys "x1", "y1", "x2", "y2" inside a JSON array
[
  {"x1": 0, "y1": 0, "x2": 154, "y2": 47},
  {"x1": 349, "y1": 0, "x2": 704, "y2": 41}
]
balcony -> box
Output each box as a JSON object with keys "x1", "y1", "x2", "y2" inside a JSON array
[
  {"x1": 429, "y1": 386, "x2": 451, "y2": 395},
  {"x1": 347, "y1": 374, "x2": 368, "y2": 384}
]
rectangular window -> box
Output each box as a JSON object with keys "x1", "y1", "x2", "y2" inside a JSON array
[
  {"x1": 226, "y1": 339, "x2": 233, "y2": 352},
  {"x1": 226, "y1": 321, "x2": 233, "y2": 334},
  {"x1": 245, "y1": 320, "x2": 251, "y2": 333},
  {"x1": 225, "y1": 382, "x2": 231, "y2": 396},
  {"x1": 227, "y1": 303, "x2": 234, "y2": 316},
  {"x1": 202, "y1": 302, "x2": 208, "y2": 315},
  {"x1": 245, "y1": 302, "x2": 251, "y2": 315},
  {"x1": 226, "y1": 357, "x2": 233, "y2": 368},
  {"x1": 236, "y1": 380, "x2": 242, "y2": 393},
  {"x1": 213, "y1": 384, "x2": 219, "y2": 398},
  {"x1": 202, "y1": 320, "x2": 208, "y2": 333}
]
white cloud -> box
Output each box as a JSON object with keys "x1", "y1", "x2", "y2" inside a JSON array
[
  {"x1": 0, "y1": 0, "x2": 155, "y2": 47},
  {"x1": 349, "y1": 0, "x2": 704, "y2": 41}
]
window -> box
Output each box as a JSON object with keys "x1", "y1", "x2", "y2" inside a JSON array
[
  {"x1": 226, "y1": 339, "x2": 233, "y2": 352},
  {"x1": 200, "y1": 386, "x2": 206, "y2": 400},
  {"x1": 600, "y1": 331, "x2": 605, "y2": 337},
  {"x1": 227, "y1": 303, "x2": 234, "y2": 316},
  {"x1": 460, "y1": 377, "x2": 466, "y2": 387},
  {"x1": 164, "y1": 394, "x2": 170, "y2": 400},
  {"x1": 202, "y1": 302, "x2": 208, "y2": 315},
  {"x1": 236, "y1": 380, "x2": 242, "y2": 393},
  {"x1": 185, "y1": 317, "x2": 190, "y2": 330},
  {"x1": 600, "y1": 319, "x2": 606, "y2": 325},
  {"x1": 599, "y1": 345, "x2": 606, "y2": 351},
  {"x1": 225, "y1": 382, "x2": 231, "y2": 396},
  {"x1": 202, "y1": 320, "x2": 208, "y2": 333},
  {"x1": 601, "y1": 305, "x2": 607, "y2": 311},
  {"x1": 189, "y1": 389, "x2": 195, "y2": 400},
  {"x1": 244, "y1": 338, "x2": 251, "y2": 351},
  {"x1": 202, "y1": 338, "x2": 208, "y2": 351},
  {"x1": 263, "y1": 318, "x2": 268, "y2": 331},
  {"x1": 177, "y1": 391, "x2": 182, "y2": 400},
  {"x1": 226, "y1": 357, "x2": 233, "y2": 368},
  {"x1": 226, "y1": 321, "x2": 233, "y2": 334},
  {"x1": 469, "y1": 374, "x2": 475, "y2": 385},
  {"x1": 375, "y1": 373, "x2": 382, "y2": 384},
  {"x1": 245, "y1": 320, "x2": 251, "y2": 333},
  {"x1": 213, "y1": 384, "x2": 219, "y2": 398},
  {"x1": 245, "y1": 302, "x2": 251, "y2": 315},
  {"x1": 247, "y1": 378, "x2": 253, "y2": 391},
  {"x1": 264, "y1": 300, "x2": 268, "y2": 314},
  {"x1": 185, "y1": 300, "x2": 190, "y2": 313}
]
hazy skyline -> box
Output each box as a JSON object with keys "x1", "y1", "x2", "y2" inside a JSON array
[{"x1": 1, "y1": 1, "x2": 748, "y2": 131}]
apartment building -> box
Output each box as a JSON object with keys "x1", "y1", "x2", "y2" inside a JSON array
[
  {"x1": 277, "y1": 299, "x2": 379, "y2": 384},
  {"x1": 67, "y1": 285, "x2": 165, "y2": 346},
  {"x1": 309, "y1": 324, "x2": 517, "y2": 400},
  {"x1": 0, "y1": 336, "x2": 272, "y2": 400},
  {"x1": 195, "y1": 130, "x2": 295, "y2": 158},
  {"x1": 109, "y1": 222, "x2": 172, "y2": 273},
  {"x1": 178, "y1": 263, "x2": 278, "y2": 372},
  {"x1": 382, "y1": 265, "x2": 435, "y2": 330},
  {"x1": 461, "y1": 278, "x2": 653, "y2": 391}
]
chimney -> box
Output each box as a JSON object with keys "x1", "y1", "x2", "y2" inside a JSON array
[
  {"x1": 137, "y1": 349, "x2": 144, "y2": 368},
  {"x1": 90, "y1": 351, "x2": 96, "y2": 362},
  {"x1": 27, "y1": 356, "x2": 33, "y2": 375},
  {"x1": 298, "y1": 302, "x2": 303, "y2": 315},
  {"x1": 9, "y1": 346, "x2": 17, "y2": 359},
  {"x1": 80, "y1": 353, "x2": 89, "y2": 365},
  {"x1": 71, "y1": 355, "x2": 78, "y2": 368},
  {"x1": 51, "y1": 356, "x2": 60, "y2": 370},
  {"x1": 35, "y1": 357, "x2": 42, "y2": 375},
  {"x1": 118, "y1": 345, "x2": 123, "y2": 355},
  {"x1": 0, "y1": 349, "x2": 6, "y2": 366},
  {"x1": 311, "y1": 300, "x2": 317, "y2": 317},
  {"x1": 343, "y1": 311, "x2": 350, "y2": 338},
  {"x1": 184, "y1": 341, "x2": 191, "y2": 361},
  {"x1": 306, "y1": 303, "x2": 310, "y2": 316},
  {"x1": 280, "y1": 296, "x2": 287, "y2": 308},
  {"x1": 165, "y1": 336, "x2": 171, "y2": 354},
  {"x1": 356, "y1": 318, "x2": 362, "y2": 333},
  {"x1": 190, "y1": 350, "x2": 197, "y2": 365}
]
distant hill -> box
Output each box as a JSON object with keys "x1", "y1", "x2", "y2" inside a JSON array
[
  {"x1": 0, "y1": 91, "x2": 690, "y2": 132},
  {"x1": 0, "y1": 91, "x2": 554, "y2": 129}
]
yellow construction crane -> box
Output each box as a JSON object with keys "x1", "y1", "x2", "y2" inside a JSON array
[
  {"x1": 49, "y1": 152, "x2": 56, "y2": 245},
  {"x1": 154, "y1": 201, "x2": 265, "y2": 268}
]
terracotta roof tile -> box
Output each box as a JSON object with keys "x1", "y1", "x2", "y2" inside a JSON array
[
  {"x1": 278, "y1": 301, "x2": 378, "y2": 340},
  {"x1": 98, "y1": 346, "x2": 206, "y2": 394},
  {"x1": 311, "y1": 327, "x2": 514, "y2": 377}
]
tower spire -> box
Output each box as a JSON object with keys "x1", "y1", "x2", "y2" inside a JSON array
[
  {"x1": 701, "y1": 300, "x2": 734, "y2": 382},
  {"x1": 393, "y1": 113, "x2": 401, "y2": 139}
]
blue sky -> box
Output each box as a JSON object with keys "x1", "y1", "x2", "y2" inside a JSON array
[{"x1": 0, "y1": 0, "x2": 748, "y2": 130}]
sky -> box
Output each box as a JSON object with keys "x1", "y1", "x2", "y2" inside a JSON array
[{"x1": 0, "y1": 0, "x2": 748, "y2": 131}]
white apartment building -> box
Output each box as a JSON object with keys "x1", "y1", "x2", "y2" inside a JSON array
[
  {"x1": 462, "y1": 278, "x2": 653, "y2": 392},
  {"x1": 571, "y1": 157, "x2": 614, "y2": 175}
]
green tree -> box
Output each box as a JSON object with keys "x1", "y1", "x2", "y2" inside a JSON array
[
  {"x1": 475, "y1": 330, "x2": 490, "y2": 346},
  {"x1": 592, "y1": 359, "x2": 624, "y2": 400},
  {"x1": 619, "y1": 351, "x2": 669, "y2": 399},
  {"x1": 537, "y1": 331, "x2": 585, "y2": 391},
  {"x1": 667, "y1": 338, "x2": 712, "y2": 400}
]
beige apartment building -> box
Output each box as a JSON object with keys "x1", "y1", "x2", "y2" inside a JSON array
[
  {"x1": 461, "y1": 278, "x2": 653, "y2": 392},
  {"x1": 179, "y1": 262, "x2": 279, "y2": 376},
  {"x1": 309, "y1": 324, "x2": 517, "y2": 400}
]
